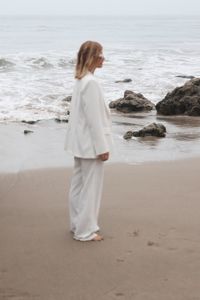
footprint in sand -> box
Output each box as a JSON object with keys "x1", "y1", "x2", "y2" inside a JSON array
[
  {"x1": 128, "y1": 230, "x2": 140, "y2": 237},
  {"x1": 116, "y1": 258, "x2": 125, "y2": 263},
  {"x1": 147, "y1": 241, "x2": 159, "y2": 247},
  {"x1": 115, "y1": 292, "x2": 125, "y2": 297},
  {"x1": 167, "y1": 247, "x2": 178, "y2": 251}
]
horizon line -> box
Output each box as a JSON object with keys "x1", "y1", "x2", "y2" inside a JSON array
[{"x1": 0, "y1": 13, "x2": 200, "y2": 17}]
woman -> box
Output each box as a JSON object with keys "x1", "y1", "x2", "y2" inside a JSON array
[{"x1": 64, "y1": 41, "x2": 112, "y2": 241}]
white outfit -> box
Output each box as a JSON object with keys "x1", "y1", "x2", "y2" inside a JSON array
[
  {"x1": 64, "y1": 72, "x2": 112, "y2": 241},
  {"x1": 69, "y1": 157, "x2": 104, "y2": 241}
]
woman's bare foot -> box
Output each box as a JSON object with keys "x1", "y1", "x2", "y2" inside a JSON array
[{"x1": 92, "y1": 234, "x2": 104, "y2": 241}]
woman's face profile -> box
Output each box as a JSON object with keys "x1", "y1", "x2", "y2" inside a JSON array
[{"x1": 95, "y1": 52, "x2": 105, "y2": 69}]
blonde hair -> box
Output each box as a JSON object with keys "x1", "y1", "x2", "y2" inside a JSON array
[{"x1": 75, "y1": 41, "x2": 102, "y2": 79}]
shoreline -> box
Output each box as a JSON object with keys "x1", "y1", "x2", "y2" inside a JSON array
[{"x1": 1, "y1": 113, "x2": 200, "y2": 174}]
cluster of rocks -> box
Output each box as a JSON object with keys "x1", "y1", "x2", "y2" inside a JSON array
[
  {"x1": 110, "y1": 78, "x2": 200, "y2": 116},
  {"x1": 22, "y1": 78, "x2": 200, "y2": 140},
  {"x1": 21, "y1": 97, "x2": 71, "y2": 134},
  {"x1": 22, "y1": 116, "x2": 69, "y2": 136},
  {"x1": 111, "y1": 77, "x2": 200, "y2": 139}
]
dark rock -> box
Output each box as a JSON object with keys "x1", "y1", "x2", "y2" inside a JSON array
[
  {"x1": 22, "y1": 120, "x2": 38, "y2": 124},
  {"x1": 123, "y1": 131, "x2": 133, "y2": 140},
  {"x1": 124, "y1": 90, "x2": 135, "y2": 98},
  {"x1": 156, "y1": 78, "x2": 200, "y2": 116},
  {"x1": 109, "y1": 98, "x2": 123, "y2": 109},
  {"x1": 133, "y1": 123, "x2": 166, "y2": 137},
  {"x1": 109, "y1": 90, "x2": 155, "y2": 113},
  {"x1": 115, "y1": 78, "x2": 132, "y2": 83},
  {"x1": 62, "y1": 96, "x2": 72, "y2": 102},
  {"x1": 24, "y1": 130, "x2": 34, "y2": 135},
  {"x1": 54, "y1": 117, "x2": 68, "y2": 123},
  {"x1": 176, "y1": 75, "x2": 195, "y2": 79},
  {"x1": 189, "y1": 106, "x2": 200, "y2": 116},
  {"x1": 123, "y1": 123, "x2": 166, "y2": 139}
]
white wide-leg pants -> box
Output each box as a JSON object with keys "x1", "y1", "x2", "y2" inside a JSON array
[{"x1": 69, "y1": 157, "x2": 104, "y2": 241}]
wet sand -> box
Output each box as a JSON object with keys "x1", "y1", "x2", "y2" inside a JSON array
[
  {"x1": 1, "y1": 112, "x2": 200, "y2": 174},
  {"x1": 1, "y1": 159, "x2": 200, "y2": 300}
]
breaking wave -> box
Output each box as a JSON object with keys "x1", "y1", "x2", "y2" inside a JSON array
[
  {"x1": 0, "y1": 58, "x2": 15, "y2": 70},
  {"x1": 0, "y1": 54, "x2": 76, "y2": 72}
]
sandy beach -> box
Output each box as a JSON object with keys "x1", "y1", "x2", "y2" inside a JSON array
[
  {"x1": 1, "y1": 11, "x2": 200, "y2": 300},
  {"x1": 1, "y1": 158, "x2": 200, "y2": 300}
]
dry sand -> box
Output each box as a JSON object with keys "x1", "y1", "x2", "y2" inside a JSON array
[{"x1": 0, "y1": 159, "x2": 200, "y2": 300}]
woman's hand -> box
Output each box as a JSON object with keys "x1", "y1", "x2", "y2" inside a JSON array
[{"x1": 98, "y1": 152, "x2": 109, "y2": 161}]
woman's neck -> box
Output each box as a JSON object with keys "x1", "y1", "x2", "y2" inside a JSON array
[{"x1": 88, "y1": 67, "x2": 96, "y2": 74}]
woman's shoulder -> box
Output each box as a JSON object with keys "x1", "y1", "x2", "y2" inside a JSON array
[
  {"x1": 81, "y1": 73, "x2": 100, "y2": 91},
  {"x1": 82, "y1": 72, "x2": 97, "y2": 82}
]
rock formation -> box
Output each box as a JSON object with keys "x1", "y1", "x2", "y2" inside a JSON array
[
  {"x1": 109, "y1": 90, "x2": 155, "y2": 113},
  {"x1": 123, "y1": 123, "x2": 166, "y2": 139},
  {"x1": 156, "y1": 78, "x2": 200, "y2": 116}
]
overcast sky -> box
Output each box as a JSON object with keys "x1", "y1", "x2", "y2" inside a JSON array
[{"x1": 0, "y1": 0, "x2": 199, "y2": 16}]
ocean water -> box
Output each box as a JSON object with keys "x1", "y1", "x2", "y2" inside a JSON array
[
  {"x1": 1, "y1": 15, "x2": 200, "y2": 165},
  {"x1": 0, "y1": 15, "x2": 200, "y2": 121}
]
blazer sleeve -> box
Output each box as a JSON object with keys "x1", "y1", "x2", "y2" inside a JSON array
[{"x1": 82, "y1": 79, "x2": 110, "y2": 156}]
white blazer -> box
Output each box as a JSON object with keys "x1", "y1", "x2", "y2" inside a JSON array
[{"x1": 64, "y1": 72, "x2": 112, "y2": 159}]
